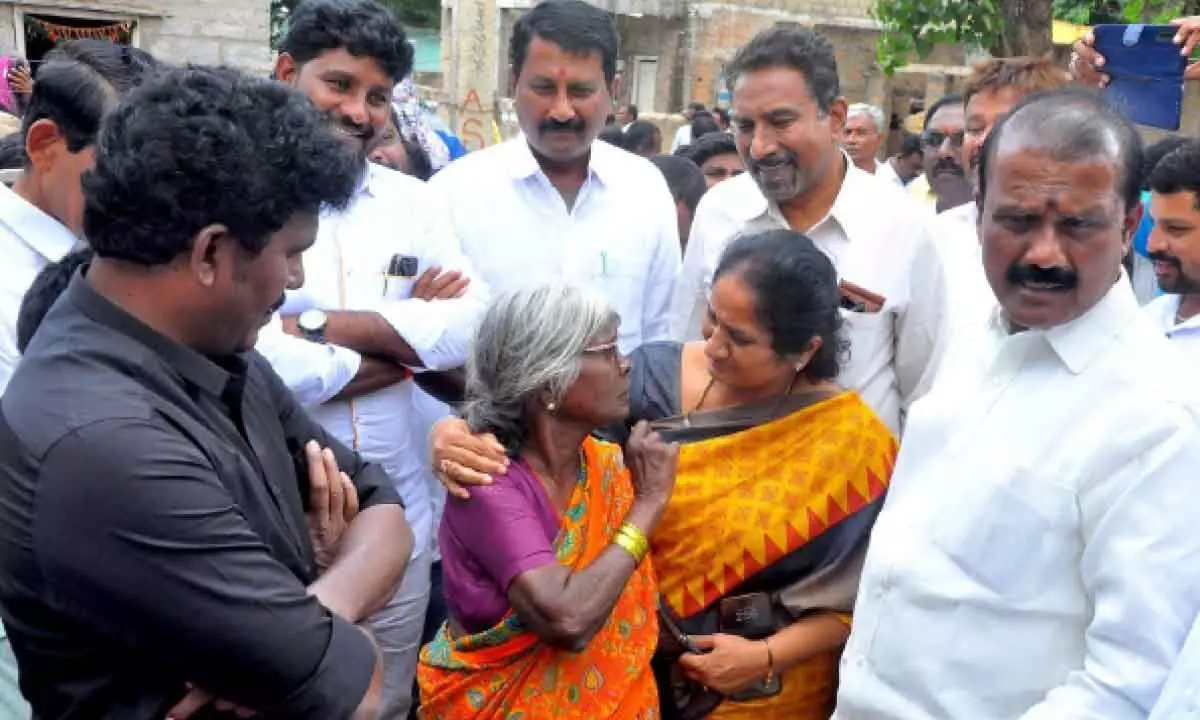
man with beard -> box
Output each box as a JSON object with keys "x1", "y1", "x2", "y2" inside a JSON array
[
  {"x1": 836, "y1": 87, "x2": 1200, "y2": 720},
  {"x1": 669, "y1": 25, "x2": 946, "y2": 434},
  {"x1": 905, "y1": 94, "x2": 971, "y2": 215},
  {"x1": 428, "y1": 0, "x2": 680, "y2": 354},
  {"x1": 0, "y1": 63, "x2": 412, "y2": 720},
  {"x1": 1143, "y1": 139, "x2": 1200, "y2": 361},
  {"x1": 256, "y1": 1, "x2": 489, "y2": 716},
  {"x1": 931, "y1": 56, "x2": 1067, "y2": 341}
]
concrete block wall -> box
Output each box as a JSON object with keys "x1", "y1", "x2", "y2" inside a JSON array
[
  {"x1": 142, "y1": 0, "x2": 272, "y2": 74},
  {"x1": 0, "y1": 0, "x2": 272, "y2": 75}
]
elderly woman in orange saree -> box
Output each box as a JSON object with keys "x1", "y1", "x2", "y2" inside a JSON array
[
  {"x1": 430, "y1": 230, "x2": 896, "y2": 719},
  {"x1": 417, "y1": 284, "x2": 678, "y2": 719}
]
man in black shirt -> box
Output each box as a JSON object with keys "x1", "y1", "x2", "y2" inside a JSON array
[{"x1": 0, "y1": 65, "x2": 412, "y2": 719}]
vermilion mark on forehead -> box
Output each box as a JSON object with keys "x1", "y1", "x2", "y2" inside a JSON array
[{"x1": 555, "y1": 67, "x2": 567, "y2": 79}]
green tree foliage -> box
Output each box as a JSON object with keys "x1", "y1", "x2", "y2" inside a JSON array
[
  {"x1": 873, "y1": 0, "x2": 1200, "y2": 74},
  {"x1": 270, "y1": 0, "x2": 440, "y2": 48}
]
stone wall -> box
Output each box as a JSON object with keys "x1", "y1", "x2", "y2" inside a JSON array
[{"x1": 0, "y1": 0, "x2": 271, "y2": 74}]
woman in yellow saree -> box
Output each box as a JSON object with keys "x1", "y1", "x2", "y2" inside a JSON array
[
  {"x1": 417, "y1": 284, "x2": 677, "y2": 719},
  {"x1": 623, "y1": 230, "x2": 896, "y2": 720}
]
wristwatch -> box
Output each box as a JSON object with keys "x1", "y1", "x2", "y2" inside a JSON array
[{"x1": 297, "y1": 309, "x2": 328, "y2": 344}]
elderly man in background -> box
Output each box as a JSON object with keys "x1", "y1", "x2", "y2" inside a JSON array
[
  {"x1": 836, "y1": 87, "x2": 1200, "y2": 720},
  {"x1": 841, "y1": 102, "x2": 887, "y2": 177}
]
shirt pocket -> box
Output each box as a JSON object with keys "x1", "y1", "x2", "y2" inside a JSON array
[
  {"x1": 585, "y1": 253, "x2": 648, "y2": 307},
  {"x1": 928, "y1": 468, "x2": 1078, "y2": 602}
]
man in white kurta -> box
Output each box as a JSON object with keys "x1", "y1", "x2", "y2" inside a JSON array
[{"x1": 836, "y1": 88, "x2": 1200, "y2": 720}]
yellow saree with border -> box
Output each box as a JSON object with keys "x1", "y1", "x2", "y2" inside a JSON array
[{"x1": 652, "y1": 391, "x2": 896, "y2": 720}]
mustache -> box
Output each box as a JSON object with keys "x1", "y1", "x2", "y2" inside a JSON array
[
  {"x1": 1149, "y1": 251, "x2": 1182, "y2": 270},
  {"x1": 539, "y1": 117, "x2": 586, "y2": 134},
  {"x1": 748, "y1": 150, "x2": 797, "y2": 172},
  {"x1": 330, "y1": 112, "x2": 374, "y2": 142},
  {"x1": 933, "y1": 157, "x2": 964, "y2": 176},
  {"x1": 1006, "y1": 263, "x2": 1078, "y2": 290}
]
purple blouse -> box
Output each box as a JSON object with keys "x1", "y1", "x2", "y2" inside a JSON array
[{"x1": 439, "y1": 458, "x2": 562, "y2": 634}]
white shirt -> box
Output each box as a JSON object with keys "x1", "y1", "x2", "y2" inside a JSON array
[
  {"x1": 1144, "y1": 294, "x2": 1200, "y2": 363},
  {"x1": 836, "y1": 279, "x2": 1200, "y2": 720},
  {"x1": 428, "y1": 138, "x2": 680, "y2": 353},
  {"x1": 670, "y1": 164, "x2": 947, "y2": 433},
  {"x1": 671, "y1": 123, "x2": 692, "y2": 152},
  {"x1": 873, "y1": 158, "x2": 905, "y2": 190},
  {"x1": 929, "y1": 202, "x2": 997, "y2": 347},
  {"x1": 256, "y1": 163, "x2": 488, "y2": 559},
  {"x1": 0, "y1": 183, "x2": 79, "y2": 394},
  {"x1": 1150, "y1": 615, "x2": 1200, "y2": 719}
]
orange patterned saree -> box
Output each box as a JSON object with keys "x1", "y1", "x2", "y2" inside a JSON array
[
  {"x1": 652, "y1": 391, "x2": 896, "y2": 720},
  {"x1": 417, "y1": 436, "x2": 660, "y2": 720}
]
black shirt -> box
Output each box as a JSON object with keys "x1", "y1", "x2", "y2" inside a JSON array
[{"x1": 0, "y1": 272, "x2": 403, "y2": 719}]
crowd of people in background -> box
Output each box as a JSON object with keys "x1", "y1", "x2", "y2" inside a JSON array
[{"x1": 0, "y1": 0, "x2": 1198, "y2": 719}]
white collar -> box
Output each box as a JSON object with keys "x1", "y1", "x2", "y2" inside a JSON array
[
  {"x1": 0, "y1": 181, "x2": 78, "y2": 262},
  {"x1": 757, "y1": 155, "x2": 876, "y2": 242},
  {"x1": 503, "y1": 136, "x2": 616, "y2": 189},
  {"x1": 987, "y1": 274, "x2": 1142, "y2": 375}
]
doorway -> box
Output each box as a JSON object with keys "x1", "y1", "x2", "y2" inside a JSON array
[
  {"x1": 21, "y1": 13, "x2": 136, "y2": 68},
  {"x1": 631, "y1": 56, "x2": 658, "y2": 112}
]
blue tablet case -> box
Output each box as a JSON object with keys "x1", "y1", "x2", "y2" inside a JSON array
[{"x1": 1094, "y1": 24, "x2": 1187, "y2": 131}]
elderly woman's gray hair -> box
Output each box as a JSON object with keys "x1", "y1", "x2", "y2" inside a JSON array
[
  {"x1": 463, "y1": 283, "x2": 620, "y2": 453},
  {"x1": 847, "y1": 103, "x2": 886, "y2": 135}
]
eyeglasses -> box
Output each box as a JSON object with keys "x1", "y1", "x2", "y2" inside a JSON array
[
  {"x1": 582, "y1": 340, "x2": 621, "y2": 364},
  {"x1": 921, "y1": 129, "x2": 966, "y2": 150}
]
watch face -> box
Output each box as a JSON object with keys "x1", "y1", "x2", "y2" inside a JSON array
[{"x1": 298, "y1": 309, "x2": 327, "y2": 332}]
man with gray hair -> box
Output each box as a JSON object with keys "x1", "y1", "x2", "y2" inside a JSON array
[
  {"x1": 836, "y1": 87, "x2": 1200, "y2": 719},
  {"x1": 841, "y1": 102, "x2": 887, "y2": 177}
]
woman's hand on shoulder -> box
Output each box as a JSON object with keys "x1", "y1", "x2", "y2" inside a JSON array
[
  {"x1": 625, "y1": 421, "x2": 678, "y2": 510},
  {"x1": 430, "y1": 417, "x2": 509, "y2": 499}
]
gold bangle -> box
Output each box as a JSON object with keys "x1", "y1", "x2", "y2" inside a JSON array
[
  {"x1": 763, "y1": 637, "x2": 776, "y2": 684},
  {"x1": 615, "y1": 528, "x2": 649, "y2": 562},
  {"x1": 613, "y1": 530, "x2": 647, "y2": 564},
  {"x1": 618, "y1": 522, "x2": 650, "y2": 558},
  {"x1": 613, "y1": 522, "x2": 650, "y2": 564}
]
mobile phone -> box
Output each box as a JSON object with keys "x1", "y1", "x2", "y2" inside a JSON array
[
  {"x1": 384, "y1": 254, "x2": 419, "y2": 297},
  {"x1": 1093, "y1": 24, "x2": 1187, "y2": 130}
]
